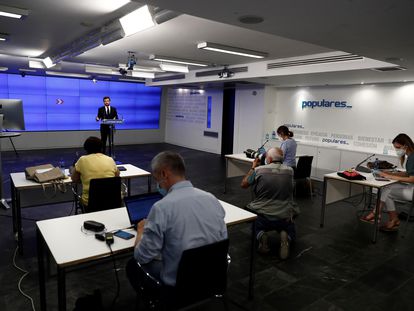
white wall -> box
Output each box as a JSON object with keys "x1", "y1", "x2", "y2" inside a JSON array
[
  {"x1": 1, "y1": 88, "x2": 167, "y2": 151},
  {"x1": 233, "y1": 87, "x2": 266, "y2": 153},
  {"x1": 165, "y1": 88, "x2": 223, "y2": 154},
  {"x1": 268, "y1": 82, "x2": 414, "y2": 154}
]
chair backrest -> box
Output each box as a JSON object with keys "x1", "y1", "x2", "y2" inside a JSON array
[
  {"x1": 294, "y1": 156, "x2": 313, "y2": 179},
  {"x1": 168, "y1": 239, "x2": 230, "y2": 309},
  {"x1": 87, "y1": 177, "x2": 122, "y2": 213}
]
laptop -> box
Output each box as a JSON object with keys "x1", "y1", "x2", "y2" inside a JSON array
[
  {"x1": 372, "y1": 171, "x2": 390, "y2": 181},
  {"x1": 124, "y1": 192, "x2": 163, "y2": 226}
]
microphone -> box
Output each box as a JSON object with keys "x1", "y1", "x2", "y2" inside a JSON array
[
  {"x1": 355, "y1": 153, "x2": 375, "y2": 173},
  {"x1": 257, "y1": 139, "x2": 269, "y2": 152}
]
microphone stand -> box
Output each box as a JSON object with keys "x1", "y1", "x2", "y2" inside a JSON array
[
  {"x1": 355, "y1": 153, "x2": 375, "y2": 173},
  {"x1": 257, "y1": 139, "x2": 269, "y2": 152}
]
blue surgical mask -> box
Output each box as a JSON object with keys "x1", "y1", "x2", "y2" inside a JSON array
[{"x1": 156, "y1": 183, "x2": 168, "y2": 196}]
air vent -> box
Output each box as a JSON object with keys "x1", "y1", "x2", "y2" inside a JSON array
[
  {"x1": 371, "y1": 66, "x2": 407, "y2": 72},
  {"x1": 152, "y1": 74, "x2": 185, "y2": 82},
  {"x1": 196, "y1": 66, "x2": 248, "y2": 77},
  {"x1": 267, "y1": 54, "x2": 363, "y2": 69}
]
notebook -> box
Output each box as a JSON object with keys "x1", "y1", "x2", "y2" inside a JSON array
[{"x1": 124, "y1": 192, "x2": 163, "y2": 225}]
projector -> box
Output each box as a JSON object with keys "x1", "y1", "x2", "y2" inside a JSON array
[{"x1": 218, "y1": 67, "x2": 234, "y2": 78}]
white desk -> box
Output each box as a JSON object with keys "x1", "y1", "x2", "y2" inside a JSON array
[
  {"x1": 37, "y1": 200, "x2": 257, "y2": 311},
  {"x1": 320, "y1": 171, "x2": 398, "y2": 243},
  {"x1": 224, "y1": 153, "x2": 306, "y2": 192},
  {"x1": 11, "y1": 163, "x2": 151, "y2": 253}
]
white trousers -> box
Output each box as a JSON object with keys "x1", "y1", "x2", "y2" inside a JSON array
[{"x1": 380, "y1": 183, "x2": 414, "y2": 212}]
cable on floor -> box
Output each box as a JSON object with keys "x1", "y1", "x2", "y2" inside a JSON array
[{"x1": 12, "y1": 246, "x2": 36, "y2": 311}]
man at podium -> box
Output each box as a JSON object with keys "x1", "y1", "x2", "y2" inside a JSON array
[{"x1": 96, "y1": 96, "x2": 118, "y2": 154}]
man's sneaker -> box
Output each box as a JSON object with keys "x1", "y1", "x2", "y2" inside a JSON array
[
  {"x1": 258, "y1": 232, "x2": 270, "y2": 254},
  {"x1": 279, "y1": 231, "x2": 290, "y2": 260}
]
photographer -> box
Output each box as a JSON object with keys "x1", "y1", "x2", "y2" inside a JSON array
[{"x1": 241, "y1": 147, "x2": 299, "y2": 259}]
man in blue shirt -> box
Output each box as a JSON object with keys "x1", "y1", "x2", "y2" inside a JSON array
[{"x1": 126, "y1": 151, "x2": 227, "y2": 290}]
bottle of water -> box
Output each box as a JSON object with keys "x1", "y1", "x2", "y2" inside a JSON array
[
  {"x1": 374, "y1": 158, "x2": 379, "y2": 171},
  {"x1": 59, "y1": 158, "x2": 66, "y2": 175},
  {"x1": 271, "y1": 131, "x2": 276, "y2": 140},
  {"x1": 265, "y1": 133, "x2": 269, "y2": 140}
]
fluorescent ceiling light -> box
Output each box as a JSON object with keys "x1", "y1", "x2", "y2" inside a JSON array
[
  {"x1": 118, "y1": 63, "x2": 162, "y2": 72},
  {"x1": 119, "y1": 5, "x2": 155, "y2": 37},
  {"x1": 19, "y1": 68, "x2": 36, "y2": 72},
  {"x1": 0, "y1": 33, "x2": 9, "y2": 41},
  {"x1": 151, "y1": 56, "x2": 208, "y2": 67},
  {"x1": 197, "y1": 42, "x2": 268, "y2": 59},
  {"x1": 0, "y1": 5, "x2": 29, "y2": 19},
  {"x1": 160, "y1": 63, "x2": 189, "y2": 73},
  {"x1": 0, "y1": 67, "x2": 8, "y2": 71},
  {"x1": 43, "y1": 57, "x2": 55, "y2": 68},
  {"x1": 46, "y1": 71, "x2": 91, "y2": 79},
  {"x1": 130, "y1": 71, "x2": 155, "y2": 79},
  {"x1": 29, "y1": 60, "x2": 45, "y2": 69},
  {"x1": 119, "y1": 78, "x2": 144, "y2": 83},
  {"x1": 85, "y1": 65, "x2": 114, "y2": 75}
]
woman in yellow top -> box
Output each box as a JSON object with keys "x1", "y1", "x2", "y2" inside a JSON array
[{"x1": 71, "y1": 136, "x2": 120, "y2": 206}]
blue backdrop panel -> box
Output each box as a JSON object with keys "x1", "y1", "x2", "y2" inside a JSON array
[{"x1": 1, "y1": 73, "x2": 162, "y2": 131}]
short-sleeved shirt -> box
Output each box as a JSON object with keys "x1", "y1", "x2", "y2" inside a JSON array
[
  {"x1": 280, "y1": 138, "x2": 297, "y2": 167},
  {"x1": 75, "y1": 153, "x2": 118, "y2": 205},
  {"x1": 134, "y1": 180, "x2": 228, "y2": 286},
  {"x1": 406, "y1": 153, "x2": 414, "y2": 176}
]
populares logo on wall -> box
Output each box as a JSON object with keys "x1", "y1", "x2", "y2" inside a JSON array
[{"x1": 301, "y1": 99, "x2": 352, "y2": 110}]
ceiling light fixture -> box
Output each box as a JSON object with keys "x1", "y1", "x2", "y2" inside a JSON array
[
  {"x1": 0, "y1": 67, "x2": 8, "y2": 71},
  {"x1": 85, "y1": 65, "x2": 114, "y2": 75},
  {"x1": 160, "y1": 63, "x2": 189, "y2": 73},
  {"x1": 119, "y1": 5, "x2": 155, "y2": 37},
  {"x1": 151, "y1": 55, "x2": 208, "y2": 67},
  {"x1": 46, "y1": 71, "x2": 91, "y2": 79},
  {"x1": 0, "y1": 33, "x2": 9, "y2": 41},
  {"x1": 197, "y1": 42, "x2": 268, "y2": 59},
  {"x1": 130, "y1": 71, "x2": 155, "y2": 79},
  {"x1": 0, "y1": 4, "x2": 29, "y2": 19},
  {"x1": 19, "y1": 68, "x2": 36, "y2": 72},
  {"x1": 29, "y1": 60, "x2": 45, "y2": 69},
  {"x1": 42, "y1": 57, "x2": 55, "y2": 68}
]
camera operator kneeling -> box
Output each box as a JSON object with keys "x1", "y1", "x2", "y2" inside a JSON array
[{"x1": 241, "y1": 147, "x2": 299, "y2": 260}]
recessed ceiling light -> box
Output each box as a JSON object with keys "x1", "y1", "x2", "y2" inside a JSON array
[
  {"x1": 0, "y1": 4, "x2": 29, "y2": 19},
  {"x1": 360, "y1": 82, "x2": 364, "y2": 85},
  {"x1": 46, "y1": 71, "x2": 91, "y2": 78},
  {"x1": 197, "y1": 42, "x2": 268, "y2": 59}
]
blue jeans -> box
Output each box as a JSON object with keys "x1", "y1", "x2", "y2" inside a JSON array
[{"x1": 255, "y1": 215, "x2": 296, "y2": 241}]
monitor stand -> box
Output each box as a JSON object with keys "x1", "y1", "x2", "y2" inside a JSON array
[{"x1": 0, "y1": 116, "x2": 11, "y2": 209}]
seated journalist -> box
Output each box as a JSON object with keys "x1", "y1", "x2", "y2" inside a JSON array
[
  {"x1": 126, "y1": 151, "x2": 228, "y2": 291},
  {"x1": 71, "y1": 136, "x2": 119, "y2": 207},
  {"x1": 241, "y1": 147, "x2": 299, "y2": 259},
  {"x1": 361, "y1": 133, "x2": 414, "y2": 231}
]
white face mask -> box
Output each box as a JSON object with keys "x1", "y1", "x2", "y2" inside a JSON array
[{"x1": 395, "y1": 148, "x2": 406, "y2": 157}]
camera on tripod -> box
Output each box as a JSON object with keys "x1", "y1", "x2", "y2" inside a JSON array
[{"x1": 244, "y1": 149, "x2": 267, "y2": 165}]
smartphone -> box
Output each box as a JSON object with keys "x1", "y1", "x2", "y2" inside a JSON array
[{"x1": 114, "y1": 230, "x2": 135, "y2": 240}]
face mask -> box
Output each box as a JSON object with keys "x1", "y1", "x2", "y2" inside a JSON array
[
  {"x1": 395, "y1": 148, "x2": 406, "y2": 157},
  {"x1": 156, "y1": 183, "x2": 168, "y2": 196}
]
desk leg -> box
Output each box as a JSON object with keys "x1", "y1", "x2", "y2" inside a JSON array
[
  {"x1": 11, "y1": 181, "x2": 17, "y2": 233},
  {"x1": 320, "y1": 177, "x2": 328, "y2": 227},
  {"x1": 372, "y1": 188, "x2": 381, "y2": 243},
  {"x1": 248, "y1": 221, "x2": 256, "y2": 299},
  {"x1": 37, "y1": 228, "x2": 47, "y2": 311},
  {"x1": 127, "y1": 178, "x2": 131, "y2": 197},
  {"x1": 57, "y1": 267, "x2": 66, "y2": 311},
  {"x1": 224, "y1": 158, "x2": 228, "y2": 193},
  {"x1": 16, "y1": 188, "x2": 23, "y2": 254}
]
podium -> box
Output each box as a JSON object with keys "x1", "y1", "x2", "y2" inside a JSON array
[{"x1": 101, "y1": 119, "x2": 124, "y2": 159}]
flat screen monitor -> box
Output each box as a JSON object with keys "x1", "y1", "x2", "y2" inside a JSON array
[{"x1": 0, "y1": 99, "x2": 25, "y2": 130}]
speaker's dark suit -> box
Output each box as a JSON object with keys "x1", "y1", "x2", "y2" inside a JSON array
[{"x1": 97, "y1": 106, "x2": 118, "y2": 154}]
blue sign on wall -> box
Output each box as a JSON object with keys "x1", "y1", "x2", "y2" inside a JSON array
[{"x1": 2, "y1": 74, "x2": 162, "y2": 131}]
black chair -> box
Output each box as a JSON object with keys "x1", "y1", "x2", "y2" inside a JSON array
[
  {"x1": 135, "y1": 239, "x2": 230, "y2": 311},
  {"x1": 294, "y1": 156, "x2": 314, "y2": 196},
  {"x1": 73, "y1": 176, "x2": 124, "y2": 213}
]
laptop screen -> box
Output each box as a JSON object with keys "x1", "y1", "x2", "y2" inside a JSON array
[{"x1": 125, "y1": 192, "x2": 163, "y2": 225}]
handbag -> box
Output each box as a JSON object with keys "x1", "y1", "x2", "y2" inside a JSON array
[
  {"x1": 25, "y1": 164, "x2": 67, "y2": 198},
  {"x1": 337, "y1": 170, "x2": 366, "y2": 180},
  {"x1": 367, "y1": 160, "x2": 396, "y2": 170}
]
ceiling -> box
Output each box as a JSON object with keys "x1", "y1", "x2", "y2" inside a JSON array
[{"x1": 1, "y1": 0, "x2": 413, "y2": 87}]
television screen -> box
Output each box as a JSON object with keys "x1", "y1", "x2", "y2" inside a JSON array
[{"x1": 1, "y1": 74, "x2": 162, "y2": 131}]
